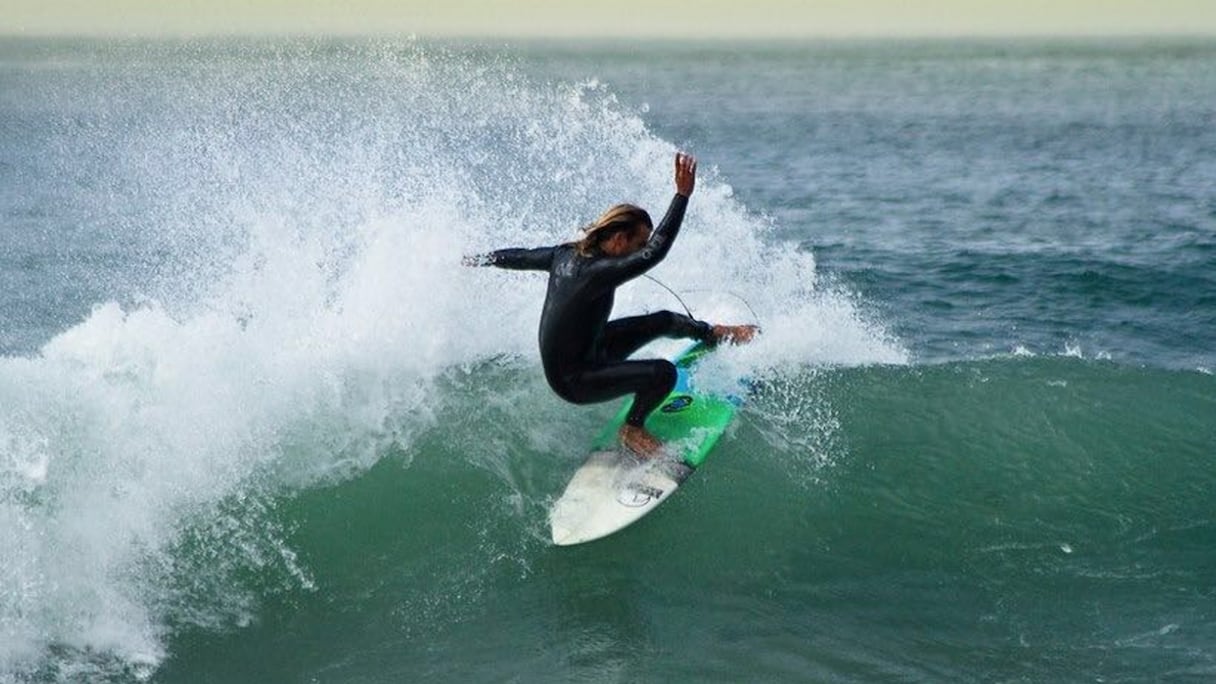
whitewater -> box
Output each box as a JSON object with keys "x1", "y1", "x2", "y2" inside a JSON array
[
  {"x1": 1, "y1": 40, "x2": 900, "y2": 681},
  {"x1": 2, "y1": 38, "x2": 1213, "y2": 682}
]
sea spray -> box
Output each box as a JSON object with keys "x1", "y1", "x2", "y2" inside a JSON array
[{"x1": 0, "y1": 40, "x2": 897, "y2": 679}]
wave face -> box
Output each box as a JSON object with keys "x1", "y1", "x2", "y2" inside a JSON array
[
  {"x1": 81, "y1": 359, "x2": 1216, "y2": 683},
  {"x1": 4, "y1": 38, "x2": 1215, "y2": 683},
  {"x1": 0, "y1": 40, "x2": 901, "y2": 681}
]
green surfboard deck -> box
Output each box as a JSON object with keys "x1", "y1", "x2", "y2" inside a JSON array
[{"x1": 588, "y1": 342, "x2": 741, "y2": 468}]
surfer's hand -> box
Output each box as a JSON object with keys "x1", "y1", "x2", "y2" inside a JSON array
[
  {"x1": 710, "y1": 324, "x2": 758, "y2": 345},
  {"x1": 461, "y1": 254, "x2": 488, "y2": 267},
  {"x1": 674, "y1": 152, "x2": 696, "y2": 197}
]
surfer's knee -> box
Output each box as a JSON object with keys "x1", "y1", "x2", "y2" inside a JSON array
[
  {"x1": 655, "y1": 359, "x2": 677, "y2": 390},
  {"x1": 656, "y1": 310, "x2": 679, "y2": 327},
  {"x1": 620, "y1": 360, "x2": 677, "y2": 427},
  {"x1": 639, "y1": 359, "x2": 677, "y2": 393}
]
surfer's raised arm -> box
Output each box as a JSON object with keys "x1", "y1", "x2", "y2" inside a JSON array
[
  {"x1": 584, "y1": 152, "x2": 696, "y2": 287},
  {"x1": 462, "y1": 246, "x2": 555, "y2": 270},
  {"x1": 463, "y1": 153, "x2": 695, "y2": 274},
  {"x1": 674, "y1": 149, "x2": 696, "y2": 198}
]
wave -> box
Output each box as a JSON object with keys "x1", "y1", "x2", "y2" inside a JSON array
[
  {"x1": 154, "y1": 357, "x2": 1216, "y2": 681},
  {"x1": 0, "y1": 40, "x2": 902, "y2": 680}
]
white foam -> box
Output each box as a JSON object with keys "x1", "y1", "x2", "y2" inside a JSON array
[{"x1": 0, "y1": 41, "x2": 902, "y2": 677}]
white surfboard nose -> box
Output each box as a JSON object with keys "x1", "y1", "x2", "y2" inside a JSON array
[
  {"x1": 549, "y1": 515, "x2": 625, "y2": 546},
  {"x1": 551, "y1": 524, "x2": 576, "y2": 546},
  {"x1": 547, "y1": 342, "x2": 738, "y2": 546},
  {"x1": 548, "y1": 450, "x2": 681, "y2": 546}
]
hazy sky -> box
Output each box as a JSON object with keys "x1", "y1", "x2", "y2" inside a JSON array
[{"x1": 4, "y1": 0, "x2": 1216, "y2": 38}]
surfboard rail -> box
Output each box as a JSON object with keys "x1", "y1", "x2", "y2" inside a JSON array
[{"x1": 549, "y1": 342, "x2": 743, "y2": 545}]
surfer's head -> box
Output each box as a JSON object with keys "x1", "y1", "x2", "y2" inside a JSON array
[{"x1": 575, "y1": 204, "x2": 652, "y2": 257}]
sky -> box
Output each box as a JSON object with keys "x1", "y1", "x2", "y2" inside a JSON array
[{"x1": 3, "y1": 0, "x2": 1216, "y2": 38}]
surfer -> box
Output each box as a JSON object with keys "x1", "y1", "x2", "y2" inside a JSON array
[{"x1": 464, "y1": 152, "x2": 756, "y2": 457}]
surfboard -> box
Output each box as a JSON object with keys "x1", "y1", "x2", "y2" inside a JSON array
[{"x1": 549, "y1": 341, "x2": 743, "y2": 546}]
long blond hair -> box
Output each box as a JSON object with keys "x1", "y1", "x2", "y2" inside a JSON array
[{"x1": 572, "y1": 204, "x2": 652, "y2": 257}]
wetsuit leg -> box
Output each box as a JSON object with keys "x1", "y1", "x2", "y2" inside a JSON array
[
  {"x1": 599, "y1": 311, "x2": 711, "y2": 362},
  {"x1": 559, "y1": 360, "x2": 678, "y2": 427},
  {"x1": 563, "y1": 311, "x2": 709, "y2": 428}
]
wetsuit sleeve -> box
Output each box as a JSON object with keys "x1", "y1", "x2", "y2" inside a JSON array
[
  {"x1": 584, "y1": 193, "x2": 688, "y2": 288},
  {"x1": 475, "y1": 246, "x2": 555, "y2": 271}
]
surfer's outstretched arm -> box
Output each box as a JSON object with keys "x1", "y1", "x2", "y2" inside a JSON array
[{"x1": 463, "y1": 246, "x2": 555, "y2": 271}]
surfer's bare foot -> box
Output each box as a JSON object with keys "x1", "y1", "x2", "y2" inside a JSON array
[
  {"x1": 710, "y1": 324, "x2": 759, "y2": 345},
  {"x1": 619, "y1": 425, "x2": 663, "y2": 459}
]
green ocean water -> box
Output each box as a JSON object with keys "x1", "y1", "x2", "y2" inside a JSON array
[
  {"x1": 2, "y1": 38, "x2": 1214, "y2": 682},
  {"x1": 148, "y1": 360, "x2": 1216, "y2": 683}
]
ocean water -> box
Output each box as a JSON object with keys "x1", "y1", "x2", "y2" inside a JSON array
[{"x1": 1, "y1": 37, "x2": 1214, "y2": 682}]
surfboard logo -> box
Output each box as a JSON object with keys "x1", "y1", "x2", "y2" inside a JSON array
[
  {"x1": 661, "y1": 395, "x2": 693, "y2": 413},
  {"x1": 618, "y1": 484, "x2": 664, "y2": 507}
]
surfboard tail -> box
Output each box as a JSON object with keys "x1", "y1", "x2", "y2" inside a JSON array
[{"x1": 549, "y1": 342, "x2": 742, "y2": 545}]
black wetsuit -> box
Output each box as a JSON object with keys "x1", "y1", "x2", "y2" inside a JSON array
[{"x1": 482, "y1": 194, "x2": 713, "y2": 427}]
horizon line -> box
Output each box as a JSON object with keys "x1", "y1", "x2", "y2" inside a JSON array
[{"x1": 4, "y1": 30, "x2": 1216, "y2": 42}]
